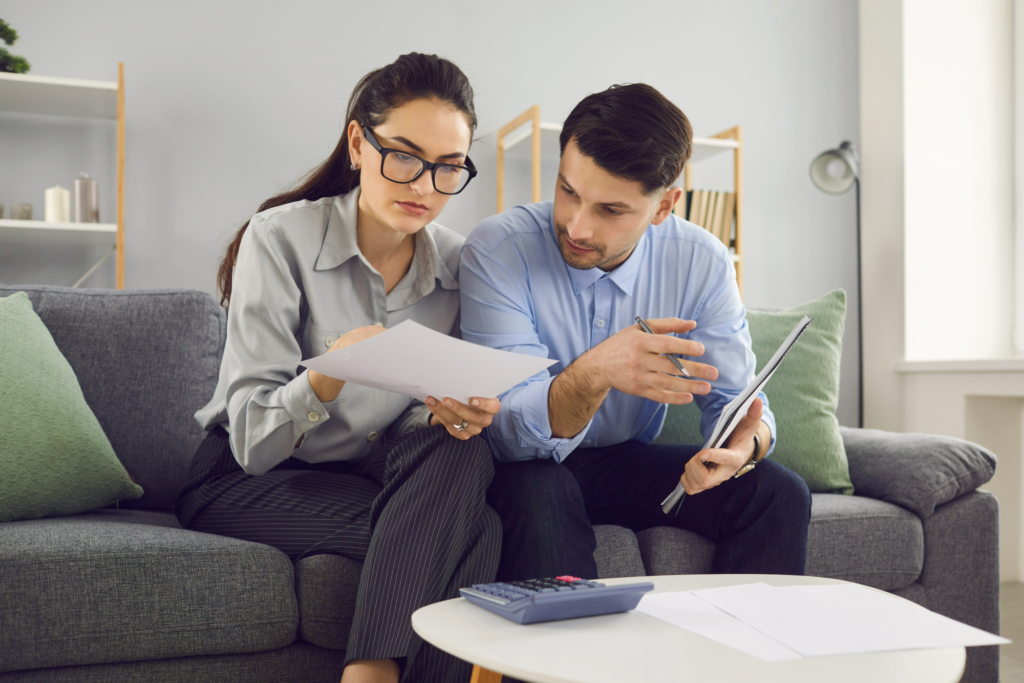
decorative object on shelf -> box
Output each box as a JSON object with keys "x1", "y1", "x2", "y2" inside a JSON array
[
  {"x1": 10, "y1": 202, "x2": 32, "y2": 220},
  {"x1": 73, "y1": 173, "x2": 99, "y2": 223},
  {"x1": 0, "y1": 63, "x2": 125, "y2": 288},
  {"x1": 0, "y1": 19, "x2": 29, "y2": 74},
  {"x1": 810, "y1": 140, "x2": 862, "y2": 428},
  {"x1": 44, "y1": 186, "x2": 70, "y2": 223}
]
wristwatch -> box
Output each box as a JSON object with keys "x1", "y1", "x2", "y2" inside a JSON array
[{"x1": 734, "y1": 434, "x2": 760, "y2": 479}]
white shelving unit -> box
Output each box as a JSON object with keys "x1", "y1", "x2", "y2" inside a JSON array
[
  {"x1": 0, "y1": 66, "x2": 125, "y2": 288},
  {"x1": 495, "y1": 105, "x2": 746, "y2": 294}
]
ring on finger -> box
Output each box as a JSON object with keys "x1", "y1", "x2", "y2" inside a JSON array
[{"x1": 455, "y1": 419, "x2": 468, "y2": 432}]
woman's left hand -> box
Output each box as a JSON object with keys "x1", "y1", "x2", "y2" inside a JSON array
[{"x1": 426, "y1": 396, "x2": 501, "y2": 440}]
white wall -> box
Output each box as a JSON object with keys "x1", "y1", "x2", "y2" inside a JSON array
[
  {"x1": 0, "y1": 0, "x2": 862, "y2": 425},
  {"x1": 903, "y1": 0, "x2": 1015, "y2": 361}
]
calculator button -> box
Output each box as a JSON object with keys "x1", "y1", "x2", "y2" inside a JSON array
[{"x1": 556, "y1": 576, "x2": 581, "y2": 582}]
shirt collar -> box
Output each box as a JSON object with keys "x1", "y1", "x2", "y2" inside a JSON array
[
  {"x1": 314, "y1": 187, "x2": 458, "y2": 292},
  {"x1": 562, "y1": 226, "x2": 647, "y2": 298}
]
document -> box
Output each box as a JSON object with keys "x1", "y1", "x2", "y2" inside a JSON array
[
  {"x1": 298, "y1": 320, "x2": 557, "y2": 405},
  {"x1": 690, "y1": 582, "x2": 1008, "y2": 657},
  {"x1": 636, "y1": 591, "x2": 801, "y2": 661},
  {"x1": 661, "y1": 315, "x2": 814, "y2": 514}
]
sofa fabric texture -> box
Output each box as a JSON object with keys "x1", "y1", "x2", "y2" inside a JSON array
[
  {"x1": 0, "y1": 510, "x2": 298, "y2": 672},
  {"x1": 841, "y1": 426, "x2": 998, "y2": 517},
  {"x1": 0, "y1": 292, "x2": 142, "y2": 522},
  {"x1": 0, "y1": 285, "x2": 225, "y2": 512}
]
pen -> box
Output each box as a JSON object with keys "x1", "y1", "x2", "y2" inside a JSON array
[{"x1": 635, "y1": 316, "x2": 691, "y2": 378}]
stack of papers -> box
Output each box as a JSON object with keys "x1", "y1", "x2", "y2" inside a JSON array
[{"x1": 636, "y1": 582, "x2": 1007, "y2": 660}]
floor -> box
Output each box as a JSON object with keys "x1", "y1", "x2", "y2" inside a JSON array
[{"x1": 1003, "y1": 583, "x2": 1024, "y2": 681}]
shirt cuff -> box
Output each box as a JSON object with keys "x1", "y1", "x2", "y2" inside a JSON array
[
  {"x1": 761, "y1": 412, "x2": 777, "y2": 457},
  {"x1": 281, "y1": 369, "x2": 332, "y2": 434},
  {"x1": 510, "y1": 377, "x2": 592, "y2": 463}
]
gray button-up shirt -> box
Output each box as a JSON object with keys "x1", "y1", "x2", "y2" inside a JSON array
[{"x1": 195, "y1": 188, "x2": 463, "y2": 475}]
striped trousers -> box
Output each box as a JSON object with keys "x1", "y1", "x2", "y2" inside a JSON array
[{"x1": 174, "y1": 424, "x2": 501, "y2": 683}]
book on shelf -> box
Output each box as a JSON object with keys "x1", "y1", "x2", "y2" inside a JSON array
[{"x1": 720, "y1": 192, "x2": 736, "y2": 247}]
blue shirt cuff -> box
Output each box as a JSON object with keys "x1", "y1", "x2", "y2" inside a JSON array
[{"x1": 496, "y1": 376, "x2": 592, "y2": 462}]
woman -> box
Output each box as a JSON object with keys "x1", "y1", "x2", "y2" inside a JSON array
[{"x1": 174, "y1": 53, "x2": 501, "y2": 683}]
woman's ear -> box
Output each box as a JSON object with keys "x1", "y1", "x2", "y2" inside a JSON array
[{"x1": 347, "y1": 120, "x2": 364, "y2": 168}]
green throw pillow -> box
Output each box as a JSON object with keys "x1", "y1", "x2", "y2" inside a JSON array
[
  {"x1": 0, "y1": 292, "x2": 143, "y2": 522},
  {"x1": 653, "y1": 289, "x2": 853, "y2": 494}
]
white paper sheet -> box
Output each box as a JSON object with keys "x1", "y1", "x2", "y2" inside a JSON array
[
  {"x1": 298, "y1": 320, "x2": 557, "y2": 405},
  {"x1": 691, "y1": 582, "x2": 1009, "y2": 657},
  {"x1": 636, "y1": 592, "x2": 801, "y2": 661}
]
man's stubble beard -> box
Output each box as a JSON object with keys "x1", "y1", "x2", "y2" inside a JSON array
[{"x1": 554, "y1": 222, "x2": 633, "y2": 271}]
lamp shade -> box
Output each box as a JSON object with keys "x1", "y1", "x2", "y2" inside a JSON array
[{"x1": 810, "y1": 141, "x2": 859, "y2": 195}]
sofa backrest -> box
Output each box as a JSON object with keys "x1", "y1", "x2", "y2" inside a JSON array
[{"x1": 0, "y1": 285, "x2": 225, "y2": 511}]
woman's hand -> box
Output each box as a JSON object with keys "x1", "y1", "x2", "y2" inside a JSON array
[
  {"x1": 308, "y1": 326, "x2": 388, "y2": 402},
  {"x1": 426, "y1": 396, "x2": 501, "y2": 440}
]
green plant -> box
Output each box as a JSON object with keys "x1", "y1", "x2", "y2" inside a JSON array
[{"x1": 0, "y1": 19, "x2": 30, "y2": 74}]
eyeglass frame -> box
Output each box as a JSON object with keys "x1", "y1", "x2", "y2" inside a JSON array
[{"x1": 360, "y1": 125, "x2": 478, "y2": 195}]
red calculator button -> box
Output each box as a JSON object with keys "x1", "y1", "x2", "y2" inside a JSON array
[{"x1": 556, "y1": 575, "x2": 581, "y2": 582}]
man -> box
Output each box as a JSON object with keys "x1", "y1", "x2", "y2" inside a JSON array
[{"x1": 457, "y1": 83, "x2": 811, "y2": 581}]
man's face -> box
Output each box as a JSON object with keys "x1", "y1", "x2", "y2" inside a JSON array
[{"x1": 552, "y1": 141, "x2": 678, "y2": 271}]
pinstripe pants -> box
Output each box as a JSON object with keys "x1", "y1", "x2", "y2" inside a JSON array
[{"x1": 174, "y1": 424, "x2": 500, "y2": 683}]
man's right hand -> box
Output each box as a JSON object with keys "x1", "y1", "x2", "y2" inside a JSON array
[
  {"x1": 581, "y1": 318, "x2": 717, "y2": 404},
  {"x1": 549, "y1": 318, "x2": 718, "y2": 438}
]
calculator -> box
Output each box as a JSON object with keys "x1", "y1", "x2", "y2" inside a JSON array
[{"x1": 459, "y1": 576, "x2": 655, "y2": 625}]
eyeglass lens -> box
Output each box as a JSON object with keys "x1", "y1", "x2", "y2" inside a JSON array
[{"x1": 382, "y1": 152, "x2": 470, "y2": 194}]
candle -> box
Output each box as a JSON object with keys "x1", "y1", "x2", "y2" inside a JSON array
[{"x1": 45, "y1": 186, "x2": 70, "y2": 223}]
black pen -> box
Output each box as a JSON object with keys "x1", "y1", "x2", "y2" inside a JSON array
[{"x1": 635, "y1": 316, "x2": 690, "y2": 377}]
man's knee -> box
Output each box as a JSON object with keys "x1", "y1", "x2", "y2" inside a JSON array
[
  {"x1": 756, "y1": 459, "x2": 812, "y2": 522},
  {"x1": 489, "y1": 458, "x2": 584, "y2": 516}
]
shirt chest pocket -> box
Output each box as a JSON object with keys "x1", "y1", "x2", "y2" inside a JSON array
[{"x1": 303, "y1": 319, "x2": 342, "y2": 358}]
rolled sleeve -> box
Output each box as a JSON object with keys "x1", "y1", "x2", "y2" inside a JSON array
[{"x1": 485, "y1": 375, "x2": 592, "y2": 463}]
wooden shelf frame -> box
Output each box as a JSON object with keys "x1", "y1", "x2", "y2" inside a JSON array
[
  {"x1": 682, "y1": 125, "x2": 744, "y2": 295},
  {"x1": 0, "y1": 64, "x2": 125, "y2": 288}
]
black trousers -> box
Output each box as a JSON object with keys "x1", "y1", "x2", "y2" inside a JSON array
[
  {"x1": 174, "y1": 425, "x2": 501, "y2": 683},
  {"x1": 487, "y1": 441, "x2": 812, "y2": 582}
]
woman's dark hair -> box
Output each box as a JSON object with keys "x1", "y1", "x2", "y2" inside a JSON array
[
  {"x1": 559, "y1": 83, "x2": 692, "y2": 195},
  {"x1": 217, "y1": 53, "x2": 477, "y2": 306}
]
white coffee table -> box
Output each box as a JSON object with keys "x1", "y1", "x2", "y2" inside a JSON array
[{"x1": 411, "y1": 575, "x2": 966, "y2": 683}]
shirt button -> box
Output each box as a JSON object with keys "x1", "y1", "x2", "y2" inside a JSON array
[
  {"x1": 596, "y1": 320, "x2": 605, "y2": 328},
  {"x1": 325, "y1": 336, "x2": 336, "y2": 348},
  {"x1": 373, "y1": 322, "x2": 385, "y2": 328},
  {"x1": 368, "y1": 431, "x2": 378, "y2": 441},
  {"x1": 307, "y1": 411, "x2": 320, "y2": 423},
  {"x1": 584, "y1": 440, "x2": 592, "y2": 446}
]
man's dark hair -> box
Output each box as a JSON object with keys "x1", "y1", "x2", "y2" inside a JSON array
[{"x1": 559, "y1": 83, "x2": 692, "y2": 195}]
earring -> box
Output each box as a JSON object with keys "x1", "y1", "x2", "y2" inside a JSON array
[{"x1": 350, "y1": 162, "x2": 358, "y2": 170}]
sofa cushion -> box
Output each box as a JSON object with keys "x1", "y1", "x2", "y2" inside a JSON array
[
  {"x1": 294, "y1": 554, "x2": 362, "y2": 649},
  {"x1": 807, "y1": 494, "x2": 923, "y2": 590},
  {"x1": 0, "y1": 291, "x2": 143, "y2": 522},
  {"x1": 635, "y1": 494, "x2": 923, "y2": 591},
  {"x1": 0, "y1": 510, "x2": 297, "y2": 673},
  {"x1": 593, "y1": 525, "x2": 647, "y2": 579},
  {"x1": 840, "y1": 426, "x2": 997, "y2": 518},
  {"x1": 0, "y1": 286, "x2": 226, "y2": 511}
]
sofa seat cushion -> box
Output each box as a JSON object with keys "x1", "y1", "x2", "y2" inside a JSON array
[
  {"x1": 294, "y1": 554, "x2": 362, "y2": 649},
  {"x1": 636, "y1": 494, "x2": 923, "y2": 591},
  {"x1": 807, "y1": 494, "x2": 923, "y2": 590},
  {"x1": 0, "y1": 510, "x2": 298, "y2": 673}
]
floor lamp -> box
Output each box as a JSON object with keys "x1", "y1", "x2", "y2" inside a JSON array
[{"x1": 810, "y1": 141, "x2": 862, "y2": 428}]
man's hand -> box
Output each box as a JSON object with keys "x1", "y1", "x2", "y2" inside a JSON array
[
  {"x1": 426, "y1": 396, "x2": 501, "y2": 441},
  {"x1": 680, "y1": 398, "x2": 766, "y2": 496},
  {"x1": 549, "y1": 318, "x2": 718, "y2": 438}
]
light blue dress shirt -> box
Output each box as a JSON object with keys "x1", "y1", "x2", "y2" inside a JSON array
[{"x1": 460, "y1": 201, "x2": 775, "y2": 463}]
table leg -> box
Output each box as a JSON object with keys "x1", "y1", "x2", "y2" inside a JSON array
[{"x1": 470, "y1": 664, "x2": 503, "y2": 682}]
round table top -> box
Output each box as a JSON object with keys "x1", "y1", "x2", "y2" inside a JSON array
[{"x1": 411, "y1": 574, "x2": 966, "y2": 683}]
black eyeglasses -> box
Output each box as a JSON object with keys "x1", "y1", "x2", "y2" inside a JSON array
[{"x1": 361, "y1": 125, "x2": 477, "y2": 195}]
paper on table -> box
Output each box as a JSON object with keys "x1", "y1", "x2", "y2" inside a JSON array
[
  {"x1": 635, "y1": 592, "x2": 801, "y2": 661},
  {"x1": 692, "y1": 582, "x2": 1009, "y2": 657},
  {"x1": 298, "y1": 320, "x2": 557, "y2": 405}
]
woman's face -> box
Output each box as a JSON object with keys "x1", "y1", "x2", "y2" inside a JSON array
[{"x1": 349, "y1": 97, "x2": 473, "y2": 236}]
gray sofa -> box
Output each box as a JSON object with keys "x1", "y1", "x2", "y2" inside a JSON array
[{"x1": 0, "y1": 285, "x2": 1001, "y2": 683}]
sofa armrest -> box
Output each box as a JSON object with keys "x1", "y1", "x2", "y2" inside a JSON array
[{"x1": 839, "y1": 427, "x2": 996, "y2": 517}]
